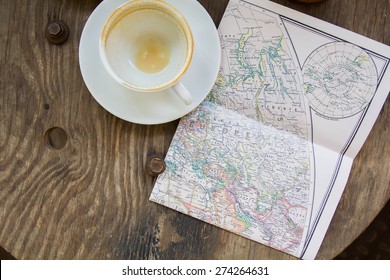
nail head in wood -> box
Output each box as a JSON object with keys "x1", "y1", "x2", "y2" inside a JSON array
[
  {"x1": 145, "y1": 155, "x2": 166, "y2": 177},
  {"x1": 45, "y1": 21, "x2": 69, "y2": 45}
]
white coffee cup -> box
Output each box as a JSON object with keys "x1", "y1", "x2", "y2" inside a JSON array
[{"x1": 99, "y1": 0, "x2": 194, "y2": 105}]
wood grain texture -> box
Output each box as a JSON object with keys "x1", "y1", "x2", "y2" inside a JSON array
[{"x1": 0, "y1": 0, "x2": 389, "y2": 260}]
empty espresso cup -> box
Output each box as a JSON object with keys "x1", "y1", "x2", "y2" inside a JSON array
[{"x1": 99, "y1": 0, "x2": 194, "y2": 105}]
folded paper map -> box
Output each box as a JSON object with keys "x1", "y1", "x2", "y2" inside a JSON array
[{"x1": 150, "y1": 0, "x2": 390, "y2": 259}]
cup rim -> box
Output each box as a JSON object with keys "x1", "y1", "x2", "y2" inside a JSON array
[{"x1": 99, "y1": 0, "x2": 194, "y2": 92}]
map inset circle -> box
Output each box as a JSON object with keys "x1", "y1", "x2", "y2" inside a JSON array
[{"x1": 303, "y1": 42, "x2": 378, "y2": 118}]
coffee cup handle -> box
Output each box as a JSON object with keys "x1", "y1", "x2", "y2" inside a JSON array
[{"x1": 173, "y1": 82, "x2": 193, "y2": 105}]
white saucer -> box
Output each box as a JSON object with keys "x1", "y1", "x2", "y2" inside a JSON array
[{"x1": 79, "y1": 0, "x2": 221, "y2": 125}]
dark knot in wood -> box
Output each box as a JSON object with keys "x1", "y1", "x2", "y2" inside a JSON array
[{"x1": 145, "y1": 154, "x2": 166, "y2": 177}]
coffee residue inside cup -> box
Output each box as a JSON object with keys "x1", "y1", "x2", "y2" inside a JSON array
[{"x1": 134, "y1": 36, "x2": 170, "y2": 74}]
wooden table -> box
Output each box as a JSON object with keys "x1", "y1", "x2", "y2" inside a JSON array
[{"x1": 0, "y1": 0, "x2": 389, "y2": 260}]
